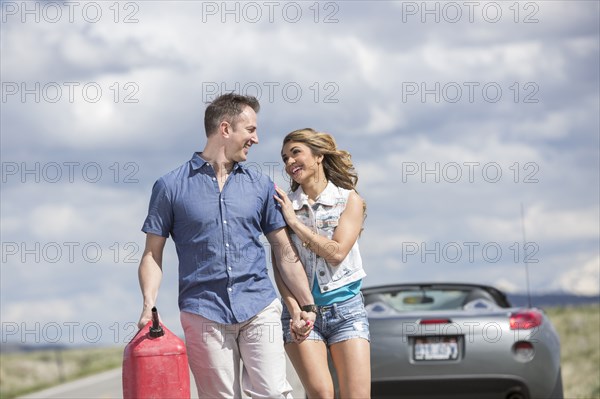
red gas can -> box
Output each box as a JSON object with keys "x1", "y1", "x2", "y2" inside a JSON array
[{"x1": 122, "y1": 307, "x2": 190, "y2": 399}]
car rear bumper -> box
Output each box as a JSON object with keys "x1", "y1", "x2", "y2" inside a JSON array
[{"x1": 371, "y1": 375, "x2": 531, "y2": 399}]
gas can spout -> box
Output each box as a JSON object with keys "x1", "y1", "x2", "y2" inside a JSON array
[{"x1": 149, "y1": 307, "x2": 164, "y2": 338}]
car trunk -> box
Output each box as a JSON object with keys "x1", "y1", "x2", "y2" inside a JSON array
[{"x1": 369, "y1": 309, "x2": 536, "y2": 378}]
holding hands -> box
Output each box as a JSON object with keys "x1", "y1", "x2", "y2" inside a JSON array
[{"x1": 290, "y1": 310, "x2": 316, "y2": 343}]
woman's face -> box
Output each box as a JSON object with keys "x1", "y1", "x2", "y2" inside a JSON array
[{"x1": 281, "y1": 140, "x2": 323, "y2": 185}]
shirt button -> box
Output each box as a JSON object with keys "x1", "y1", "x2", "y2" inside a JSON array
[
  {"x1": 323, "y1": 285, "x2": 329, "y2": 291},
  {"x1": 225, "y1": 243, "x2": 229, "y2": 247},
  {"x1": 228, "y1": 287, "x2": 232, "y2": 292},
  {"x1": 319, "y1": 271, "x2": 326, "y2": 276},
  {"x1": 223, "y1": 220, "x2": 227, "y2": 224},
  {"x1": 228, "y1": 267, "x2": 232, "y2": 271}
]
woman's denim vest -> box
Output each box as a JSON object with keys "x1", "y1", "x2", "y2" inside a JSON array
[{"x1": 288, "y1": 181, "x2": 366, "y2": 293}]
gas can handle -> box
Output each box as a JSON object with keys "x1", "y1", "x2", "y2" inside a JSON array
[{"x1": 149, "y1": 307, "x2": 165, "y2": 338}]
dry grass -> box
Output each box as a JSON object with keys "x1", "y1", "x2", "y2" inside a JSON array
[
  {"x1": 545, "y1": 304, "x2": 600, "y2": 399},
  {"x1": 0, "y1": 346, "x2": 123, "y2": 399}
]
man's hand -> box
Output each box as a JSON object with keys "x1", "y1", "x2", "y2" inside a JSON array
[
  {"x1": 300, "y1": 310, "x2": 317, "y2": 325},
  {"x1": 137, "y1": 307, "x2": 154, "y2": 330},
  {"x1": 290, "y1": 318, "x2": 314, "y2": 344},
  {"x1": 290, "y1": 311, "x2": 315, "y2": 343}
]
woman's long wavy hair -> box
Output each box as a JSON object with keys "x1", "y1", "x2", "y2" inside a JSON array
[
  {"x1": 283, "y1": 128, "x2": 357, "y2": 191},
  {"x1": 282, "y1": 128, "x2": 366, "y2": 222}
]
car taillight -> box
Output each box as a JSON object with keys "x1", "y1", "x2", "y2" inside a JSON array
[
  {"x1": 419, "y1": 318, "x2": 452, "y2": 325},
  {"x1": 509, "y1": 310, "x2": 543, "y2": 330}
]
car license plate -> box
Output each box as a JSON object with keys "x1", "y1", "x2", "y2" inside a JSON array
[{"x1": 414, "y1": 336, "x2": 459, "y2": 361}]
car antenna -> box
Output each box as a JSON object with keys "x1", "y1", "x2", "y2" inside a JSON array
[{"x1": 520, "y1": 202, "x2": 533, "y2": 308}]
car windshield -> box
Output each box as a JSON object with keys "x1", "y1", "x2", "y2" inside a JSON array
[{"x1": 365, "y1": 288, "x2": 498, "y2": 312}]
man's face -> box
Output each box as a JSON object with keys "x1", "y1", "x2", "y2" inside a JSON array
[{"x1": 225, "y1": 105, "x2": 258, "y2": 163}]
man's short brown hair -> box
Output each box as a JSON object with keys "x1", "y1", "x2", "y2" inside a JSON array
[{"x1": 204, "y1": 93, "x2": 260, "y2": 136}]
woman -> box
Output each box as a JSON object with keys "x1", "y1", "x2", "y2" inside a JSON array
[{"x1": 273, "y1": 128, "x2": 370, "y2": 398}]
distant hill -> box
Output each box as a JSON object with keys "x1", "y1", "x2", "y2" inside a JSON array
[
  {"x1": 507, "y1": 293, "x2": 600, "y2": 308},
  {"x1": 1, "y1": 342, "x2": 76, "y2": 354}
]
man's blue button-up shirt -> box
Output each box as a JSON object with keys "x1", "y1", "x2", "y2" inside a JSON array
[{"x1": 142, "y1": 153, "x2": 286, "y2": 324}]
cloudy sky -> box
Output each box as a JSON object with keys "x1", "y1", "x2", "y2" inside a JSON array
[{"x1": 1, "y1": 1, "x2": 598, "y2": 345}]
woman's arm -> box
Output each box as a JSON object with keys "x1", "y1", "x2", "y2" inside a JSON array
[{"x1": 275, "y1": 188, "x2": 365, "y2": 266}]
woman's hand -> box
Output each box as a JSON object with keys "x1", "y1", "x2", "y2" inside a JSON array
[
  {"x1": 274, "y1": 185, "x2": 298, "y2": 226},
  {"x1": 290, "y1": 311, "x2": 314, "y2": 343}
]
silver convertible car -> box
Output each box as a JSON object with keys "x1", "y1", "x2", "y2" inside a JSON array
[{"x1": 363, "y1": 283, "x2": 563, "y2": 399}]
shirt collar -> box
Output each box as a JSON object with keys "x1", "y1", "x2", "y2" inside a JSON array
[
  {"x1": 191, "y1": 152, "x2": 243, "y2": 173},
  {"x1": 289, "y1": 181, "x2": 337, "y2": 210}
]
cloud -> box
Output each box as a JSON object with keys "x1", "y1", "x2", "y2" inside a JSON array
[
  {"x1": 494, "y1": 278, "x2": 521, "y2": 294},
  {"x1": 526, "y1": 205, "x2": 599, "y2": 241},
  {"x1": 555, "y1": 254, "x2": 600, "y2": 296},
  {"x1": 2, "y1": 184, "x2": 147, "y2": 241},
  {"x1": 421, "y1": 41, "x2": 565, "y2": 81},
  {"x1": 363, "y1": 104, "x2": 406, "y2": 135},
  {"x1": 3, "y1": 298, "x2": 78, "y2": 326},
  {"x1": 466, "y1": 204, "x2": 599, "y2": 243}
]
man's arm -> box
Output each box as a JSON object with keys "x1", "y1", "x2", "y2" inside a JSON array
[
  {"x1": 272, "y1": 252, "x2": 313, "y2": 341},
  {"x1": 137, "y1": 233, "x2": 167, "y2": 329},
  {"x1": 266, "y1": 227, "x2": 315, "y2": 310},
  {"x1": 272, "y1": 252, "x2": 300, "y2": 315}
]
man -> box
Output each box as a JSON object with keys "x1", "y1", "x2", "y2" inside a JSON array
[{"x1": 137, "y1": 93, "x2": 316, "y2": 398}]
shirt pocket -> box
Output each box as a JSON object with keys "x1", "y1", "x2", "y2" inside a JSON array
[
  {"x1": 316, "y1": 214, "x2": 339, "y2": 235},
  {"x1": 329, "y1": 265, "x2": 355, "y2": 282}
]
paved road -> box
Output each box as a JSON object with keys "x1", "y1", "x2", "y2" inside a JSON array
[{"x1": 20, "y1": 356, "x2": 305, "y2": 399}]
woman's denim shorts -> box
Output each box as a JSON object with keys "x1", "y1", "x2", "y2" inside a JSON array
[{"x1": 281, "y1": 292, "x2": 370, "y2": 346}]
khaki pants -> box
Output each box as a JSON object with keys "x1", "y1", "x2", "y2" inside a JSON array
[{"x1": 181, "y1": 299, "x2": 293, "y2": 398}]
